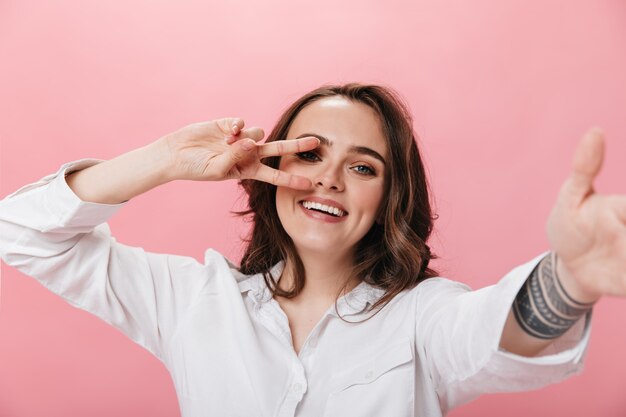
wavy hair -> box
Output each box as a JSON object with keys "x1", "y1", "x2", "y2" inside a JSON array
[{"x1": 238, "y1": 83, "x2": 437, "y2": 315}]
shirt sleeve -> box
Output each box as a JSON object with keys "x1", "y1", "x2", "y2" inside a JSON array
[
  {"x1": 0, "y1": 160, "x2": 213, "y2": 361},
  {"x1": 414, "y1": 253, "x2": 591, "y2": 413}
]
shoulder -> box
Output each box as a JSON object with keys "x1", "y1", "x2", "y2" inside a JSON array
[
  {"x1": 415, "y1": 277, "x2": 472, "y2": 294},
  {"x1": 202, "y1": 248, "x2": 284, "y2": 301},
  {"x1": 203, "y1": 248, "x2": 246, "y2": 280},
  {"x1": 394, "y1": 277, "x2": 473, "y2": 302},
  {"x1": 393, "y1": 277, "x2": 474, "y2": 317}
]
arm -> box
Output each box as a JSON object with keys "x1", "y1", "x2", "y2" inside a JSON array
[
  {"x1": 64, "y1": 118, "x2": 318, "y2": 204},
  {"x1": 64, "y1": 140, "x2": 171, "y2": 204},
  {"x1": 415, "y1": 129, "x2": 615, "y2": 412},
  {"x1": 501, "y1": 127, "x2": 625, "y2": 357},
  {"x1": 415, "y1": 261, "x2": 590, "y2": 413},
  {"x1": 0, "y1": 118, "x2": 319, "y2": 357},
  {"x1": 1, "y1": 159, "x2": 193, "y2": 359},
  {"x1": 500, "y1": 252, "x2": 595, "y2": 357}
]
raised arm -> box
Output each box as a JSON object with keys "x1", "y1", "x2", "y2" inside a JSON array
[
  {"x1": 65, "y1": 118, "x2": 320, "y2": 204},
  {"x1": 0, "y1": 118, "x2": 320, "y2": 359}
]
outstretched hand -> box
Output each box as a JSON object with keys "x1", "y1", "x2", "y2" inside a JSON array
[
  {"x1": 547, "y1": 128, "x2": 626, "y2": 302},
  {"x1": 160, "y1": 118, "x2": 319, "y2": 189}
]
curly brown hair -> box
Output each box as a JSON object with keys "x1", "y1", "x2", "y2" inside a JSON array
[{"x1": 238, "y1": 83, "x2": 437, "y2": 315}]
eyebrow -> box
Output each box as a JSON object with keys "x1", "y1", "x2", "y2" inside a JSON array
[{"x1": 295, "y1": 133, "x2": 386, "y2": 165}]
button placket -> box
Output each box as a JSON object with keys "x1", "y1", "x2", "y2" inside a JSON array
[{"x1": 288, "y1": 361, "x2": 308, "y2": 398}]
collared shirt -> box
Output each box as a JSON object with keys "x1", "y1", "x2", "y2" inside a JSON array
[{"x1": 0, "y1": 159, "x2": 591, "y2": 417}]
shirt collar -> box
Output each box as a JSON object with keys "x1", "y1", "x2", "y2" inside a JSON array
[
  {"x1": 237, "y1": 261, "x2": 386, "y2": 316},
  {"x1": 237, "y1": 261, "x2": 284, "y2": 305}
]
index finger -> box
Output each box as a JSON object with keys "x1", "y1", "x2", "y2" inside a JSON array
[{"x1": 257, "y1": 137, "x2": 320, "y2": 158}]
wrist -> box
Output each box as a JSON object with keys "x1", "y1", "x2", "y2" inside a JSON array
[
  {"x1": 147, "y1": 137, "x2": 178, "y2": 183},
  {"x1": 554, "y1": 253, "x2": 601, "y2": 304}
]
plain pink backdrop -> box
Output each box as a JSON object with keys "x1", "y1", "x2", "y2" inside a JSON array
[{"x1": 1, "y1": 1, "x2": 625, "y2": 416}]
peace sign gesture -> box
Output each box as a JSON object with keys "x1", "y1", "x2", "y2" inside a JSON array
[
  {"x1": 548, "y1": 128, "x2": 626, "y2": 302},
  {"x1": 160, "y1": 118, "x2": 319, "y2": 189}
]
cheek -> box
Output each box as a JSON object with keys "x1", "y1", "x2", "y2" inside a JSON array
[
  {"x1": 274, "y1": 189, "x2": 290, "y2": 233},
  {"x1": 275, "y1": 187, "x2": 290, "y2": 212},
  {"x1": 353, "y1": 182, "x2": 386, "y2": 218}
]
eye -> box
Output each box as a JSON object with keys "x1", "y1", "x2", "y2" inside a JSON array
[
  {"x1": 296, "y1": 151, "x2": 320, "y2": 162},
  {"x1": 351, "y1": 164, "x2": 376, "y2": 176}
]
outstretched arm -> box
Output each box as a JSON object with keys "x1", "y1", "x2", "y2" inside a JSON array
[{"x1": 500, "y1": 127, "x2": 623, "y2": 356}]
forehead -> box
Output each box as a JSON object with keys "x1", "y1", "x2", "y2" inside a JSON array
[{"x1": 287, "y1": 96, "x2": 388, "y2": 158}]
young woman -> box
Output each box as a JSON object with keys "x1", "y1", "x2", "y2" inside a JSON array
[{"x1": 1, "y1": 84, "x2": 622, "y2": 416}]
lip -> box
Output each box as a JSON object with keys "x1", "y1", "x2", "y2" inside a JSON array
[
  {"x1": 297, "y1": 196, "x2": 348, "y2": 224},
  {"x1": 298, "y1": 202, "x2": 347, "y2": 223},
  {"x1": 298, "y1": 196, "x2": 348, "y2": 214}
]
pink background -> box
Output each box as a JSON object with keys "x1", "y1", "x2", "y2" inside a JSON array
[{"x1": 1, "y1": 1, "x2": 625, "y2": 416}]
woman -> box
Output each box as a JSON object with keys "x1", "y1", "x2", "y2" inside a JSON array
[{"x1": 0, "y1": 83, "x2": 622, "y2": 416}]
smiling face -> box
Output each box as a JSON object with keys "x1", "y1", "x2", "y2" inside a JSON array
[{"x1": 276, "y1": 96, "x2": 388, "y2": 261}]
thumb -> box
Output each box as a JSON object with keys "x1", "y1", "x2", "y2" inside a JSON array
[{"x1": 566, "y1": 127, "x2": 605, "y2": 204}]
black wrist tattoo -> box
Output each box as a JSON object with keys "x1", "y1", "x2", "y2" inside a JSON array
[{"x1": 512, "y1": 252, "x2": 594, "y2": 340}]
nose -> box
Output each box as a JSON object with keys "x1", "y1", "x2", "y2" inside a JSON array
[{"x1": 314, "y1": 165, "x2": 344, "y2": 191}]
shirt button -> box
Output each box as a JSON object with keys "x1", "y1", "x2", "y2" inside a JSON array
[
  {"x1": 309, "y1": 338, "x2": 318, "y2": 348},
  {"x1": 364, "y1": 371, "x2": 374, "y2": 380},
  {"x1": 292, "y1": 383, "x2": 303, "y2": 393}
]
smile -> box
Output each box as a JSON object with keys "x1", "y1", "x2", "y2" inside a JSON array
[{"x1": 299, "y1": 200, "x2": 347, "y2": 217}]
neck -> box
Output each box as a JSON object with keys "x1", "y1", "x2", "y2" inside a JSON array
[{"x1": 277, "y1": 248, "x2": 361, "y2": 304}]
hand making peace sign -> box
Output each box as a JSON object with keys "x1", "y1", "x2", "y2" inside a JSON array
[{"x1": 159, "y1": 118, "x2": 319, "y2": 189}]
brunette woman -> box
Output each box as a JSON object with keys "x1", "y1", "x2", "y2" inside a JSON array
[{"x1": 1, "y1": 84, "x2": 622, "y2": 416}]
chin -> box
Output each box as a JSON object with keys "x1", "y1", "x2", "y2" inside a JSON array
[{"x1": 290, "y1": 236, "x2": 354, "y2": 259}]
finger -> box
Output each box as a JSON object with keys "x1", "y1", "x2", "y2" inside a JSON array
[
  {"x1": 251, "y1": 165, "x2": 313, "y2": 190},
  {"x1": 239, "y1": 127, "x2": 265, "y2": 141},
  {"x1": 567, "y1": 127, "x2": 605, "y2": 202},
  {"x1": 211, "y1": 139, "x2": 256, "y2": 175},
  {"x1": 257, "y1": 137, "x2": 320, "y2": 158},
  {"x1": 226, "y1": 127, "x2": 265, "y2": 145},
  {"x1": 216, "y1": 118, "x2": 245, "y2": 137}
]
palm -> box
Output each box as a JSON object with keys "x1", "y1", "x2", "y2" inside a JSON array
[
  {"x1": 164, "y1": 118, "x2": 319, "y2": 189},
  {"x1": 547, "y1": 128, "x2": 626, "y2": 297},
  {"x1": 170, "y1": 119, "x2": 252, "y2": 179}
]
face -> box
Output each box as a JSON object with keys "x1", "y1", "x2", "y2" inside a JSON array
[{"x1": 276, "y1": 96, "x2": 388, "y2": 261}]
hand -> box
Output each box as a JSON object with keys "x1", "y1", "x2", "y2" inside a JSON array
[
  {"x1": 547, "y1": 128, "x2": 626, "y2": 302},
  {"x1": 158, "y1": 118, "x2": 319, "y2": 189}
]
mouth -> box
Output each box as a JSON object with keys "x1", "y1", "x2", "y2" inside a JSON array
[{"x1": 299, "y1": 200, "x2": 348, "y2": 218}]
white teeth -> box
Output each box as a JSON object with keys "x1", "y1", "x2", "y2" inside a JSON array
[{"x1": 302, "y1": 200, "x2": 345, "y2": 217}]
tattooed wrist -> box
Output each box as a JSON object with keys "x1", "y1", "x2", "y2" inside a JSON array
[{"x1": 512, "y1": 252, "x2": 594, "y2": 339}]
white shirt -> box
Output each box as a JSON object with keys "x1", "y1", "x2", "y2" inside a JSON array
[{"x1": 0, "y1": 159, "x2": 591, "y2": 417}]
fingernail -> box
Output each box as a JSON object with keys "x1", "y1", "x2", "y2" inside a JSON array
[{"x1": 232, "y1": 124, "x2": 240, "y2": 134}]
